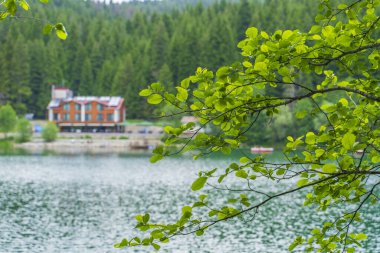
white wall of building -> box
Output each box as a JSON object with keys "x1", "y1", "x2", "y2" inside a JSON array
[
  {"x1": 81, "y1": 104, "x2": 85, "y2": 122},
  {"x1": 114, "y1": 110, "x2": 119, "y2": 122},
  {"x1": 48, "y1": 109, "x2": 53, "y2": 121}
]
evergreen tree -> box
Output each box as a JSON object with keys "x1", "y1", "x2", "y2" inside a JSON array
[
  {"x1": 158, "y1": 64, "x2": 173, "y2": 89},
  {"x1": 200, "y1": 16, "x2": 236, "y2": 71},
  {"x1": 95, "y1": 60, "x2": 116, "y2": 96},
  {"x1": 8, "y1": 35, "x2": 31, "y2": 114},
  {"x1": 79, "y1": 58, "x2": 93, "y2": 95},
  {"x1": 90, "y1": 42, "x2": 104, "y2": 81},
  {"x1": 0, "y1": 0, "x2": 322, "y2": 120},
  {"x1": 28, "y1": 40, "x2": 46, "y2": 117},
  {"x1": 236, "y1": 0, "x2": 251, "y2": 40},
  {"x1": 71, "y1": 42, "x2": 86, "y2": 92},
  {"x1": 150, "y1": 20, "x2": 169, "y2": 80},
  {"x1": 0, "y1": 49, "x2": 10, "y2": 104}
]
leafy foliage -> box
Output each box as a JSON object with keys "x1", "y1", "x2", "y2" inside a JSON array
[
  {"x1": 0, "y1": 104, "x2": 17, "y2": 137},
  {"x1": 117, "y1": 0, "x2": 380, "y2": 252},
  {"x1": 41, "y1": 122, "x2": 58, "y2": 142},
  {"x1": 0, "y1": 0, "x2": 67, "y2": 40},
  {"x1": 16, "y1": 118, "x2": 32, "y2": 143},
  {"x1": 0, "y1": 0, "x2": 319, "y2": 125}
]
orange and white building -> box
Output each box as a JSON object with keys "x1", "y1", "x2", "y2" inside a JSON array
[{"x1": 47, "y1": 86, "x2": 126, "y2": 132}]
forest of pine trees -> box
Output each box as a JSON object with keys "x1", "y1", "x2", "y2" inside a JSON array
[
  {"x1": 0, "y1": 0, "x2": 328, "y2": 144},
  {"x1": 0, "y1": 0, "x2": 318, "y2": 118}
]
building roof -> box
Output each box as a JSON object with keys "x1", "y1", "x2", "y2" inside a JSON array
[
  {"x1": 53, "y1": 86, "x2": 71, "y2": 90},
  {"x1": 48, "y1": 99, "x2": 61, "y2": 108},
  {"x1": 47, "y1": 96, "x2": 124, "y2": 109}
]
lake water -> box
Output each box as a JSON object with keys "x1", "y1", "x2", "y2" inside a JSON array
[{"x1": 0, "y1": 154, "x2": 378, "y2": 253}]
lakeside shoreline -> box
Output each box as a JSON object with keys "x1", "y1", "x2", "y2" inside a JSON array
[{"x1": 11, "y1": 133, "x2": 162, "y2": 154}]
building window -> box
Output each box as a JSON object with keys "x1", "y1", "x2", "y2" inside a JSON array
[
  {"x1": 85, "y1": 103, "x2": 92, "y2": 111},
  {"x1": 97, "y1": 103, "x2": 104, "y2": 111},
  {"x1": 75, "y1": 113, "x2": 81, "y2": 121},
  {"x1": 97, "y1": 114, "x2": 103, "y2": 121},
  {"x1": 85, "y1": 114, "x2": 92, "y2": 121},
  {"x1": 63, "y1": 103, "x2": 70, "y2": 111},
  {"x1": 63, "y1": 113, "x2": 70, "y2": 121},
  {"x1": 75, "y1": 103, "x2": 81, "y2": 111},
  {"x1": 53, "y1": 113, "x2": 59, "y2": 121},
  {"x1": 107, "y1": 113, "x2": 113, "y2": 121}
]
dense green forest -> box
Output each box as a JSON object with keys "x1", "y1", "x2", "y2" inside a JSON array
[{"x1": 0, "y1": 0, "x2": 321, "y2": 144}]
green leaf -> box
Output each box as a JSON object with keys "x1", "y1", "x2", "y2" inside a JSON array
[
  {"x1": 43, "y1": 24, "x2": 53, "y2": 35},
  {"x1": 342, "y1": 133, "x2": 356, "y2": 150},
  {"x1": 260, "y1": 31, "x2": 269, "y2": 39},
  {"x1": 19, "y1": 0, "x2": 30, "y2": 11},
  {"x1": 0, "y1": 12, "x2": 10, "y2": 20},
  {"x1": 339, "y1": 98, "x2": 348, "y2": 107},
  {"x1": 356, "y1": 233, "x2": 367, "y2": 240},
  {"x1": 322, "y1": 164, "x2": 337, "y2": 173},
  {"x1": 276, "y1": 169, "x2": 285, "y2": 176},
  {"x1": 249, "y1": 174, "x2": 257, "y2": 180},
  {"x1": 338, "y1": 3, "x2": 347, "y2": 9},
  {"x1": 147, "y1": 94, "x2": 163, "y2": 104},
  {"x1": 152, "y1": 243, "x2": 161, "y2": 250},
  {"x1": 151, "y1": 230, "x2": 164, "y2": 239},
  {"x1": 143, "y1": 213, "x2": 150, "y2": 223},
  {"x1": 297, "y1": 179, "x2": 309, "y2": 187},
  {"x1": 296, "y1": 111, "x2": 308, "y2": 119},
  {"x1": 309, "y1": 25, "x2": 321, "y2": 34},
  {"x1": 282, "y1": 30, "x2": 293, "y2": 40},
  {"x1": 135, "y1": 214, "x2": 143, "y2": 222},
  {"x1": 260, "y1": 44, "x2": 269, "y2": 53},
  {"x1": 243, "y1": 61, "x2": 253, "y2": 68},
  {"x1": 289, "y1": 236, "x2": 304, "y2": 251},
  {"x1": 180, "y1": 78, "x2": 190, "y2": 89},
  {"x1": 182, "y1": 206, "x2": 192, "y2": 214},
  {"x1": 372, "y1": 155, "x2": 380, "y2": 164},
  {"x1": 55, "y1": 23, "x2": 68, "y2": 40},
  {"x1": 199, "y1": 194, "x2": 207, "y2": 202},
  {"x1": 328, "y1": 243, "x2": 337, "y2": 250},
  {"x1": 150, "y1": 154, "x2": 163, "y2": 163},
  {"x1": 246, "y1": 27, "x2": 258, "y2": 38},
  {"x1": 278, "y1": 67, "x2": 289, "y2": 76},
  {"x1": 191, "y1": 177, "x2": 207, "y2": 191},
  {"x1": 305, "y1": 132, "x2": 316, "y2": 145},
  {"x1": 176, "y1": 87, "x2": 188, "y2": 102},
  {"x1": 216, "y1": 66, "x2": 231, "y2": 77},
  {"x1": 239, "y1": 156, "x2": 250, "y2": 164},
  {"x1": 254, "y1": 62, "x2": 267, "y2": 72},
  {"x1": 6, "y1": 1, "x2": 17, "y2": 15},
  {"x1": 315, "y1": 149, "x2": 324, "y2": 158},
  {"x1": 195, "y1": 229, "x2": 204, "y2": 236},
  {"x1": 139, "y1": 89, "x2": 152, "y2": 97},
  {"x1": 114, "y1": 238, "x2": 129, "y2": 248},
  {"x1": 235, "y1": 170, "x2": 248, "y2": 179}
]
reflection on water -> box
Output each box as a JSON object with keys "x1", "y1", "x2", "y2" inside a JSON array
[{"x1": 0, "y1": 155, "x2": 378, "y2": 253}]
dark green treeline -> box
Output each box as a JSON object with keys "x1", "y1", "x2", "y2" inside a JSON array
[{"x1": 0, "y1": 0, "x2": 318, "y2": 119}]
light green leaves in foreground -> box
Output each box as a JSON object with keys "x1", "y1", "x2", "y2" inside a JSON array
[
  {"x1": 43, "y1": 23, "x2": 68, "y2": 40},
  {"x1": 342, "y1": 132, "x2": 356, "y2": 150},
  {"x1": 120, "y1": 0, "x2": 380, "y2": 252},
  {"x1": 191, "y1": 177, "x2": 207, "y2": 191},
  {"x1": 0, "y1": 0, "x2": 67, "y2": 40}
]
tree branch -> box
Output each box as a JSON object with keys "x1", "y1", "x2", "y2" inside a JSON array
[{"x1": 306, "y1": 43, "x2": 380, "y2": 66}]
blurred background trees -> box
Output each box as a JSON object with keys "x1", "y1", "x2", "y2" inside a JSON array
[{"x1": 0, "y1": 0, "x2": 324, "y2": 145}]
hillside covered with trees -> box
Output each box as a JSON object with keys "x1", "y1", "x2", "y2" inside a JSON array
[{"x1": 0, "y1": 0, "x2": 321, "y2": 144}]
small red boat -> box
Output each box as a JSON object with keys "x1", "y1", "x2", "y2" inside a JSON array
[{"x1": 251, "y1": 147, "x2": 274, "y2": 153}]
